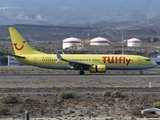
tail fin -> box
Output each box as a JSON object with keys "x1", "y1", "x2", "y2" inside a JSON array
[{"x1": 9, "y1": 27, "x2": 43, "y2": 55}]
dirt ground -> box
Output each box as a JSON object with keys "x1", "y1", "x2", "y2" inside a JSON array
[{"x1": 0, "y1": 66, "x2": 160, "y2": 120}]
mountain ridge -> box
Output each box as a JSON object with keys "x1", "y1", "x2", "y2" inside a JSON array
[{"x1": 0, "y1": 0, "x2": 160, "y2": 25}]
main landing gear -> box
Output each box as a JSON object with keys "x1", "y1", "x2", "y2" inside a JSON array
[
  {"x1": 140, "y1": 70, "x2": 143, "y2": 75},
  {"x1": 79, "y1": 70, "x2": 85, "y2": 75}
]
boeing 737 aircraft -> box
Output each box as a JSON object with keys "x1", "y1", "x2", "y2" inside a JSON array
[{"x1": 8, "y1": 27, "x2": 157, "y2": 75}]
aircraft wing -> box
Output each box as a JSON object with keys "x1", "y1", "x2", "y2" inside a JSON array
[
  {"x1": 67, "y1": 60, "x2": 91, "y2": 69},
  {"x1": 54, "y1": 50, "x2": 92, "y2": 69}
]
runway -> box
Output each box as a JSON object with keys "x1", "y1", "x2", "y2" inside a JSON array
[
  {"x1": 0, "y1": 65, "x2": 159, "y2": 77},
  {"x1": 0, "y1": 73, "x2": 160, "y2": 78},
  {"x1": 0, "y1": 73, "x2": 160, "y2": 89},
  {"x1": 0, "y1": 65, "x2": 159, "y2": 89}
]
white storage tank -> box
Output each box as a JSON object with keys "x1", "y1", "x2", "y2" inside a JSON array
[
  {"x1": 62, "y1": 37, "x2": 83, "y2": 49},
  {"x1": 90, "y1": 37, "x2": 110, "y2": 46},
  {"x1": 127, "y1": 38, "x2": 141, "y2": 47}
]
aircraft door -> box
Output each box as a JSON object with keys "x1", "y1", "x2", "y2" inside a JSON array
[
  {"x1": 138, "y1": 58, "x2": 142, "y2": 65},
  {"x1": 33, "y1": 57, "x2": 37, "y2": 64}
]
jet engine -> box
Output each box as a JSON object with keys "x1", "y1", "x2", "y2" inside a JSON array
[{"x1": 89, "y1": 65, "x2": 106, "y2": 73}]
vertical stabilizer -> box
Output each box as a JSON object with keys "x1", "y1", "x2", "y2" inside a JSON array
[{"x1": 9, "y1": 27, "x2": 43, "y2": 55}]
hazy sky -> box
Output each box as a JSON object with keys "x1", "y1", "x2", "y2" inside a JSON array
[{"x1": 1, "y1": 0, "x2": 160, "y2": 11}]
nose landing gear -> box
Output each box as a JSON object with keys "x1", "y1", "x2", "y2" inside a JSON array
[
  {"x1": 140, "y1": 71, "x2": 143, "y2": 75},
  {"x1": 79, "y1": 70, "x2": 84, "y2": 75}
]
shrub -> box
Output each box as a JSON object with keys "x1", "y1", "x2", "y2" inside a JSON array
[
  {"x1": 0, "y1": 94, "x2": 19, "y2": 104},
  {"x1": 57, "y1": 90, "x2": 76, "y2": 99},
  {"x1": 154, "y1": 102, "x2": 160, "y2": 108},
  {"x1": 19, "y1": 107, "x2": 24, "y2": 113},
  {"x1": 130, "y1": 107, "x2": 142, "y2": 116},
  {"x1": 110, "y1": 90, "x2": 121, "y2": 98},
  {"x1": 24, "y1": 96, "x2": 31, "y2": 103},
  {"x1": 102, "y1": 90, "x2": 112, "y2": 97},
  {"x1": 0, "y1": 107, "x2": 10, "y2": 115}
]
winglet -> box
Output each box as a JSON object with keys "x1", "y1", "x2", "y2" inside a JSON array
[{"x1": 54, "y1": 49, "x2": 67, "y2": 63}]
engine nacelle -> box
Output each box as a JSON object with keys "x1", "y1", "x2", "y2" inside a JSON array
[{"x1": 89, "y1": 65, "x2": 106, "y2": 73}]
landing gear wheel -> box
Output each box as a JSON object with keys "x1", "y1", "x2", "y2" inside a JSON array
[
  {"x1": 123, "y1": 70, "x2": 126, "y2": 73},
  {"x1": 140, "y1": 71, "x2": 143, "y2": 75},
  {"x1": 79, "y1": 70, "x2": 84, "y2": 75}
]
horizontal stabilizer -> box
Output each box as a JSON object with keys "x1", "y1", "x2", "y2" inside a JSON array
[{"x1": 9, "y1": 54, "x2": 25, "y2": 59}]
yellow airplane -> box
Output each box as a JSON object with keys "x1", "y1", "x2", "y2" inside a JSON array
[{"x1": 9, "y1": 27, "x2": 157, "y2": 75}]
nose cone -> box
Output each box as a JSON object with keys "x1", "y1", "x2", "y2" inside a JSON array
[{"x1": 152, "y1": 61, "x2": 157, "y2": 67}]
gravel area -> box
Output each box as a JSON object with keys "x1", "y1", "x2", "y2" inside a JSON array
[{"x1": 0, "y1": 66, "x2": 159, "y2": 120}]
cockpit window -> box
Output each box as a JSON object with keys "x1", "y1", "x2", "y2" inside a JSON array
[{"x1": 146, "y1": 59, "x2": 151, "y2": 61}]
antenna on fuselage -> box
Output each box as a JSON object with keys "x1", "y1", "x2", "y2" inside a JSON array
[{"x1": 122, "y1": 30, "x2": 124, "y2": 54}]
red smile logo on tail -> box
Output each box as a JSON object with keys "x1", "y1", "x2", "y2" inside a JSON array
[{"x1": 13, "y1": 41, "x2": 25, "y2": 51}]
